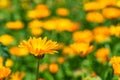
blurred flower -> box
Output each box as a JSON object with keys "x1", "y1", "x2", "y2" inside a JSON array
[
  {"x1": 95, "y1": 48, "x2": 110, "y2": 63},
  {"x1": 6, "y1": 20, "x2": 24, "y2": 30},
  {"x1": 39, "y1": 63, "x2": 48, "y2": 72},
  {"x1": 9, "y1": 46, "x2": 29, "y2": 56},
  {"x1": 116, "y1": 0, "x2": 120, "y2": 8},
  {"x1": 28, "y1": 19, "x2": 43, "y2": 29},
  {"x1": 39, "y1": 78, "x2": 44, "y2": 80},
  {"x1": 0, "y1": 56, "x2": 3, "y2": 67},
  {"x1": 27, "y1": 4, "x2": 50, "y2": 19},
  {"x1": 5, "y1": 58, "x2": 13, "y2": 67},
  {"x1": 109, "y1": 25, "x2": 120, "y2": 37},
  {"x1": 62, "y1": 46, "x2": 74, "y2": 56},
  {"x1": 0, "y1": 34, "x2": 14, "y2": 45},
  {"x1": 83, "y1": 1, "x2": 101, "y2": 11},
  {"x1": 19, "y1": 37, "x2": 59, "y2": 57},
  {"x1": 70, "y1": 42, "x2": 94, "y2": 57},
  {"x1": 30, "y1": 28, "x2": 43, "y2": 36},
  {"x1": 0, "y1": 0, "x2": 10, "y2": 9},
  {"x1": 57, "y1": 57, "x2": 65, "y2": 64},
  {"x1": 110, "y1": 56, "x2": 120, "y2": 75},
  {"x1": 86, "y1": 11, "x2": 104, "y2": 23},
  {"x1": 10, "y1": 71, "x2": 25, "y2": 80},
  {"x1": 93, "y1": 26, "x2": 110, "y2": 43},
  {"x1": 102, "y1": 7, "x2": 120, "y2": 19},
  {"x1": 73, "y1": 30, "x2": 93, "y2": 43},
  {"x1": 43, "y1": 19, "x2": 57, "y2": 31},
  {"x1": 49, "y1": 63, "x2": 58, "y2": 73},
  {"x1": 0, "y1": 66, "x2": 11, "y2": 79},
  {"x1": 56, "y1": 8, "x2": 69, "y2": 16}
]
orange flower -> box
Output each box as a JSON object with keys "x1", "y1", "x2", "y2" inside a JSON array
[
  {"x1": 102, "y1": 7, "x2": 120, "y2": 19},
  {"x1": 6, "y1": 20, "x2": 24, "y2": 30},
  {"x1": 10, "y1": 71, "x2": 25, "y2": 80},
  {"x1": 39, "y1": 64, "x2": 48, "y2": 72},
  {"x1": 62, "y1": 46, "x2": 75, "y2": 56},
  {"x1": 109, "y1": 25, "x2": 120, "y2": 37},
  {"x1": 57, "y1": 57, "x2": 65, "y2": 64},
  {"x1": 86, "y1": 11, "x2": 104, "y2": 23},
  {"x1": 93, "y1": 26, "x2": 110, "y2": 43},
  {"x1": 56, "y1": 8, "x2": 69, "y2": 16},
  {"x1": 19, "y1": 37, "x2": 59, "y2": 56},
  {"x1": 49, "y1": 63, "x2": 58, "y2": 73},
  {"x1": 9, "y1": 46, "x2": 29, "y2": 56},
  {"x1": 73, "y1": 30, "x2": 93, "y2": 43},
  {"x1": 83, "y1": 1, "x2": 101, "y2": 11},
  {"x1": 30, "y1": 28, "x2": 43, "y2": 36},
  {"x1": 95, "y1": 48, "x2": 110, "y2": 63},
  {"x1": 0, "y1": 67, "x2": 11, "y2": 79},
  {"x1": 70, "y1": 42, "x2": 94, "y2": 57},
  {"x1": 110, "y1": 56, "x2": 120, "y2": 75},
  {"x1": 5, "y1": 59, "x2": 13, "y2": 67},
  {"x1": 0, "y1": 34, "x2": 14, "y2": 45}
]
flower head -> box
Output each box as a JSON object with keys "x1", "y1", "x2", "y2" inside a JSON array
[
  {"x1": 19, "y1": 37, "x2": 59, "y2": 57},
  {"x1": 0, "y1": 67, "x2": 11, "y2": 79}
]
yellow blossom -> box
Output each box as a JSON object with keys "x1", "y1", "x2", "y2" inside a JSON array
[
  {"x1": 70, "y1": 42, "x2": 94, "y2": 57},
  {"x1": 109, "y1": 25, "x2": 120, "y2": 37},
  {"x1": 19, "y1": 37, "x2": 59, "y2": 56},
  {"x1": 0, "y1": 34, "x2": 14, "y2": 45},
  {"x1": 10, "y1": 71, "x2": 25, "y2": 80},
  {"x1": 0, "y1": 67, "x2": 11, "y2": 79},
  {"x1": 62, "y1": 46, "x2": 75, "y2": 56},
  {"x1": 73, "y1": 30, "x2": 93, "y2": 43},
  {"x1": 102, "y1": 7, "x2": 120, "y2": 19},
  {"x1": 30, "y1": 28, "x2": 43, "y2": 36},
  {"x1": 56, "y1": 8, "x2": 69, "y2": 16},
  {"x1": 9, "y1": 46, "x2": 29, "y2": 56},
  {"x1": 6, "y1": 20, "x2": 24, "y2": 30},
  {"x1": 93, "y1": 26, "x2": 110, "y2": 43},
  {"x1": 5, "y1": 59, "x2": 13, "y2": 67},
  {"x1": 95, "y1": 48, "x2": 110, "y2": 63},
  {"x1": 49, "y1": 63, "x2": 59, "y2": 73},
  {"x1": 110, "y1": 56, "x2": 120, "y2": 75},
  {"x1": 86, "y1": 11, "x2": 104, "y2": 23}
]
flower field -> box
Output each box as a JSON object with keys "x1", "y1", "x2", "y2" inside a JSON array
[{"x1": 0, "y1": 0, "x2": 120, "y2": 80}]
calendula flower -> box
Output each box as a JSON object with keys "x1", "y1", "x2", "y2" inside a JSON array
[
  {"x1": 102, "y1": 7, "x2": 120, "y2": 19},
  {"x1": 70, "y1": 42, "x2": 94, "y2": 57},
  {"x1": 39, "y1": 63, "x2": 48, "y2": 72},
  {"x1": 6, "y1": 20, "x2": 24, "y2": 30},
  {"x1": 0, "y1": 34, "x2": 14, "y2": 45},
  {"x1": 57, "y1": 57, "x2": 65, "y2": 64},
  {"x1": 0, "y1": 66, "x2": 11, "y2": 79},
  {"x1": 49, "y1": 63, "x2": 59, "y2": 73},
  {"x1": 110, "y1": 56, "x2": 120, "y2": 75},
  {"x1": 73, "y1": 30, "x2": 93, "y2": 43},
  {"x1": 9, "y1": 46, "x2": 29, "y2": 56},
  {"x1": 56, "y1": 8, "x2": 69, "y2": 16},
  {"x1": 62, "y1": 46, "x2": 75, "y2": 56},
  {"x1": 93, "y1": 26, "x2": 110, "y2": 43},
  {"x1": 10, "y1": 71, "x2": 25, "y2": 80},
  {"x1": 95, "y1": 48, "x2": 110, "y2": 63},
  {"x1": 86, "y1": 11, "x2": 104, "y2": 23},
  {"x1": 5, "y1": 59, "x2": 13, "y2": 67},
  {"x1": 109, "y1": 25, "x2": 120, "y2": 37},
  {"x1": 19, "y1": 37, "x2": 59, "y2": 57}
]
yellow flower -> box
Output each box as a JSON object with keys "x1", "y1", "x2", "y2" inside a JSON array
[
  {"x1": 10, "y1": 71, "x2": 25, "y2": 80},
  {"x1": 73, "y1": 30, "x2": 93, "y2": 43},
  {"x1": 0, "y1": 66, "x2": 11, "y2": 79},
  {"x1": 110, "y1": 56, "x2": 120, "y2": 75},
  {"x1": 49, "y1": 63, "x2": 59, "y2": 73},
  {"x1": 56, "y1": 8, "x2": 69, "y2": 16},
  {"x1": 70, "y1": 42, "x2": 94, "y2": 57},
  {"x1": 6, "y1": 20, "x2": 24, "y2": 30},
  {"x1": 83, "y1": 1, "x2": 101, "y2": 11},
  {"x1": 0, "y1": 0, "x2": 10, "y2": 9},
  {"x1": 86, "y1": 11, "x2": 104, "y2": 23},
  {"x1": 9, "y1": 46, "x2": 29, "y2": 56},
  {"x1": 30, "y1": 28, "x2": 43, "y2": 36},
  {"x1": 5, "y1": 59, "x2": 13, "y2": 67},
  {"x1": 95, "y1": 48, "x2": 110, "y2": 63},
  {"x1": 28, "y1": 19, "x2": 43, "y2": 29},
  {"x1": 19, "y1": 37, "x2": 59, "y2": 56},
  {"x1": 62, "y1": 46, "x2": 75, "y2": 56},
  {"x1": 0, "y1": 34, "x2": 14, "y2": 45},
  {"x1": 0, "y1": 56, "x2": 3, "y2": 67},
  {"x1": 109, "y1": 25, "x2": 120, "y2": 37},
  {"x1": 93, "y1": 26, "x2": 110, "y2": 43},
  {"x1": 102, "y1": 7, "x2": 120, "y2": 19}
]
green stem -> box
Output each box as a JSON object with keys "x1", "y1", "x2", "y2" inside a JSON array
[{"x1": 36, "y1": 58, "x2": 40, "y2": 80}]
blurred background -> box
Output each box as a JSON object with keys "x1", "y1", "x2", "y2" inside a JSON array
[{"x1": 0, "y1": 0, "x2": 120, "y2": 80}]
